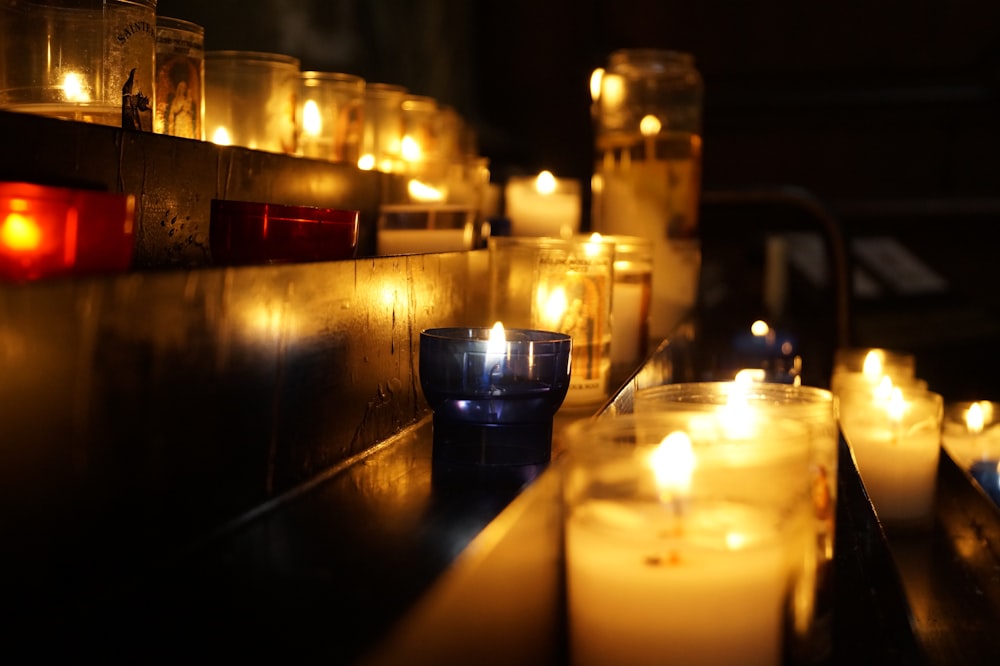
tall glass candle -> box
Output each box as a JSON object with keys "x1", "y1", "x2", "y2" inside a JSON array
[
  {"x1": 941, "y1": 400, "x2": 1000, "y2": 505},
  {"x1": 837, "y1": 382, "x2": 943, "y2": 532},
  {"x1": 504, "y1": 171, "x2": 581, "y2": 239},
  {"x1": 561, "y1": 410, "x2": 813, "y2": 666},
  {"x1": 488, "y1": 236, "x2": 613, "y2": 409}
]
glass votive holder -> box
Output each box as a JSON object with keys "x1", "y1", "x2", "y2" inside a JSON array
[
  {"x1": 298, "y1": 70, "x2": 365, "y2": 163},
  {"x1": 154, "y1": 15, "x2": 204, "y2": 139},
  {"x1": 837, "y1": 382, "x2": 944, "y2": 533},
  {"x1": 560, "y1": 410, "x2": 814, "y2": 666},
  {"x1": 376, "y1": 203, "x2": 477, "y2": 255},
  {"x1": 419, "y1": 324, "x2": 572, "y2": 487},
  {"x1": 941, "y1": 400, "x2": 1000, "y2": 505},
  {"x1": 204, "y1": 50, "x2": 300, "y2": 154},
  {"x1": 504, "y1": 171, "x2": 582, "y2": 239},
  {"x1": 358, "y1": 82, "x2": 407, "y2": 172},
  {"x1": 0, "y1": 180, "x2": 135, "y2": 280},
  {"x1": 488, "y1": 236, "x2": 614, "y2": 410},
  {"x1": 209, "y1": 199, "x2": 359, "y2": 266},
  {"x1": 0, "y1": 0, "x2": 157, "y2": 129},
  {"x1": 633, "y1": 380, "x2": 838, "y2": 663}
]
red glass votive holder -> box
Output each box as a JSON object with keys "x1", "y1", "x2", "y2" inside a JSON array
[
  {"x1": 0, "y1": 181, "x2": 135, "y2": 281},
  {"x1": 210, "y1": 199, "x2": 359, "y2": 266}
]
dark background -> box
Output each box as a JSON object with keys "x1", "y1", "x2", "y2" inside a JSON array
[
  {"x1": 155, "y1": 0, "x2": 1000, "y2": 400},
  {"x1": 156, "y1": 0, "x2": 1000, "y2": 200}
]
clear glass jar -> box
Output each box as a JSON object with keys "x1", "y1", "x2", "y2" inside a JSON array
[{"x1": 591, "y1": 48, "x2": 704, "y2": 342}]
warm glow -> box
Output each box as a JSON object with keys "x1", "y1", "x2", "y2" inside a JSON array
[
  {"x1": 639, "y1": 114, "x2": 662, "y2": 137},
  {"x1": 407, "y1": 179, "x2": 445, "y2": 202},
  {"x1": 862, "y1": 350, "x2": 884, "y2": 381},
  {"x1": 725, "y1": 532, "x2": 749, "y2": 550},
  {"x1": 590, "y1": 68, "x2": 604, "y2": 103},
  {"x1": 487, "y1": 321, "x2": 506, "y2": 355},
  {"x1": 540, "y1": 286, "x2": 568, "y2": 329},
  {"x1": 589, "y1": 232, "x2": 603, "y2": 243},
  {"x1": 357, "y1": 153, "x2": 376, "y2": 171},
  {"x1": 887, "y1": 386, "x2": 906, "y2": 423},
  {"x1": 401, "y1": 135, "x2": 422, "y2": 162},
  {"x1": 650, "y1": 431, "x2": 696, "y2": 499},
  {"x1": 874, "y1": 374, "x2": 895, "y2": 401},
  {"x1": 720, "y1": 385, "x2": 755, "y2": 438},
  {"x1": 211, "y1": 126, "x2": 232, "y2": 145},
  {"x1": 600, "y1": 73, "x2": 625, "y2": 108},
  {"x1": 1, "y1": 211, "x2": 42, "y2": 251},
  {"x1": 534, "y1": 170, "x2": 557, "y2": 195},
  {"x1": 302, "y1": 99, "x2": 322, "y2": 136},
  {"x1": 966, "y1": 401, "x2": 988, "y2": 434},
  {"x1": 751, "y1": 319, "x2": 770, "y2": 337},
  {"x1": 734, "y1": 368, "x2": 766, "y2": 384},
  {"x1": 61, "y1": 72, "x2": 90, "y2": 103}
]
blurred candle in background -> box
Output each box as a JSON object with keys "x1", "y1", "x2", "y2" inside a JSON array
[
  {"x1": 155, "y1": 16, "x2": 205, "y2": 139},
  {"x1": 504, "y1": 171, "x2": 581, "y2": 239},
  {"x1": 298, "y1": 71, "x2": 365, "y2": 163}
]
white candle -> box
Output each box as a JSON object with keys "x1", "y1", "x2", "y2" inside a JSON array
[
  {"x1": 504, "y1": 171, "x2": 581, "y2": 239},
  {"x1": 377, "y1": 204, "x2": 475, "y2": 255},
  {"x1": 838, "y1": 384, "x2": 943, "y2": 529},
  {"x1": 567, "y1": 500, "x2": 795, "y2": 666},
  {"x1": 562, "y1": 412, "x2": 813, "y2": 666},
  {"x1": 941, "y1": 400, "x2": 1000, "y2": 468}
]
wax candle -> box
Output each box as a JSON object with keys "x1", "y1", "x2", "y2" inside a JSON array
[
  {"x1": 633, "y1": 381, "x2": 839, "y2": 660},
  {"x1": 504, "y1": 171, "x2": 581, "y2": 239},
  {"x1": 376, "y1": 204, "x2": 476, "y2": 255},
  {"x1": 0, "y1": 181, "x2": 135, "y2": 281},
  {"x1": 941, "y1": 400, "x2": 1000, "y2": 506},
  {"x1": 837, "y1": 383, "x2": 943, "y2": 532},
  {"x1": 829, "y1": 347, "x2": 916, "y2": 397},
  {"x1": 562, "y1": 411, "x2": 813, "y2": 666}
]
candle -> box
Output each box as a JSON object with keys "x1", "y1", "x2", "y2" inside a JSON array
[
  {"x1": 504, "y1": 171, "x2": 581, "y2": 239},
  {"x1": 829, "y1": 347, "x2": 916, "y2": 397},
  {"x1": 941, "y1": 400, "x2": 1000, "y2": 505},
  {"x1": 0, "y1": 181, "x2": 135, "y2": 281},
  {"x1": 419, "y1": 324, "x2": 572, "y2": 486},
  {"x1": 633, "y1": 381, "x2": 839, "y2": 660},
  {"x1": 837, "y1": 382, "x2": 944, "y2": 532},
  {"x1": 376, "y1": 203, "x2": 476, "y2": 255},
  {"x1": 209, "y1": 199, "x2": 359, "y2": 265},
  {"x1": 562, "y1": 411, "x2": 813, "y2": 666},
  {"x1": 585, "y1": 234, "x2": 652, "y2": 384}
]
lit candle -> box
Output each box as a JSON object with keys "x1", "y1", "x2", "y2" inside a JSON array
[
  {"x1": 837, "y1": 381, "x2": 944, "y2": 532},
  {"x1": 0, "y1": 181, "x2": 135, "y2": 281},
  {"x1": 941, "y1": 400, "x2": 1000, "y2": 505},
  {"x1": 419, "y1": 324, "x2": 572, "y2": 486},
  {"x1": 504, "y1": 171, "x2": 581, "y2": 238},
  {"x1": 376, "y1": 203, "x2": 476, "y2": 255},
  {"x1": 563, "y1": 411, "x2": 813, "y2": 666},
  {"x1": 829, "y1": 347, "x2": 916, "y2": 397}
]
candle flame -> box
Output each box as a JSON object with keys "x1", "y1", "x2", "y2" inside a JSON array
[
  {"x1": 650, "y1": 430, "x2": 696, "y2": 500},
  {"x1": 966, "y1": 401, "x2": 988, "y2": 434},
  {"x1": 887, "y1": 386, "x2": 906, "y2": 423},
  {"x1": 357, "y1": 153, "x2": 376, "y2": 171},
  {"x1": 725, "y1": 531, "x2": 749, "y2": 550},
  {"x1": 751, "y1": 319, "x2": 770, "y2": 337},
  {"x1": 589, "y1": 68, "x2": 604, "y2": 103},
  {"x1": 1, "y1": 210, "x2": 42, "y2": 251},
  {"x1": 60, "y1": 72, "x2": 90, "y2": 103},
  {"x1": 639, "y1": 114, "x2": 662, "y2": 137},
  {"x1": 407, "y1": 179, "x2": 445, "y2": 202},
  {"x1": 211, "y1": 126, "x2": 232, "y2": 146},
  {"x1": 302, "y1": 99, "x2": 322, "y2": 136},
  {"x1": 734, "y1": 368, "x2": 766, "y2": 384},
  {"x1": 534, "y1": 170, "x2": 557, "y2": 196},
  {"x1": 487, "y1": 321, "x2": 506, "y2": 353},
  {"x1": 539, "y1": 286, "x2": 568, "y2": 330},
  {"x1": 862, "y1": 350, "x2": 884, "y2": 381}
]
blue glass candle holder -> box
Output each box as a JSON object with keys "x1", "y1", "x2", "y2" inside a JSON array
[{"x1": 419, "y1": 326, "x2": 572, "y2": 485}]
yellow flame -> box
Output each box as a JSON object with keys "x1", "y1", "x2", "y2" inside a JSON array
[
  {"x1": 640, "y1": 114, "x2": 661, "y2": 137},
  {"x1": 1, "y1": 211, "x2": 42, "y2": 251},
  {"x1": 966, "y1": 401, "x2": 987, "y2": 434},
  {"x1": 401, "y1": 135, "x2": 422, "y2": 162},
  {"x1": 534, "y1": 170, "x2": 557, "y2": 195},
  {"x1": 650, "y1": 431, "x2": 696, "y2": 499},
  {"x1": 211, "y1": 126, "x2": 232, "y2": 146},
  {"x1": 540, "y1": 286, "x2": 567, "y2": 330},
  {"x1": 887, "y1": 386, "x2": 906, "y2": 423},
  {"x1": 589, "y1": 68, "x2": 604, "y2": 103},
  {"x1": 734, "y1": 368, "x2": 766, "y2": 384},
  {"x1": 487, "y1": 321, "x2": 506, "y2": 353},
  {"x1": 751, "y1": 319, "x2": 770, "y2": 337},
  {"x1": 302, "y1": 99, "x2": 322, "y2": 136},
  {"x1": 407, "y1": 179, "x2": 445, "y2": 202},
  {"x1": 61, "y1": 72, "x2": 90, "y2": 102},
  {"x1": 357, "y1": 154, "x2": 376, "y2": 171},
  {"x1": 862, "y1": 350, "x2": 884, "y2": 381}
]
